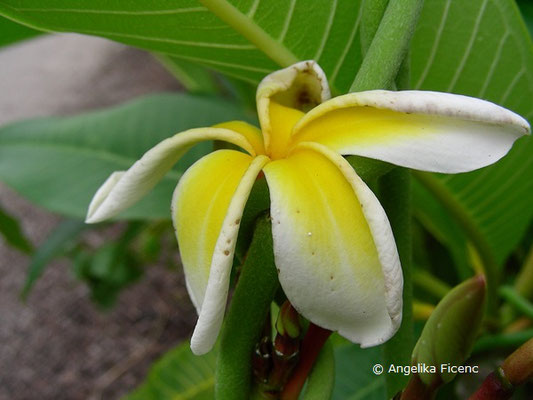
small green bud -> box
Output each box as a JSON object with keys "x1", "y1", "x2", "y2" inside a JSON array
[
  {"x1": 411, "y1": 275, "x2": 486, "y2": 387},
  {"x1": 276, "y1": 301, "x2": 301, "y2": 339}
]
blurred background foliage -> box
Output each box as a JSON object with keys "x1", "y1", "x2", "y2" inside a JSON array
[{"x1": 0, "y1": 0, "x2": 532, "y2": 398}]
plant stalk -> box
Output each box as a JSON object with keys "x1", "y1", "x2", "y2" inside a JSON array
[
  {"x1": 215, "y1": 216, "x2": 279, "y2": 400},
  {"x1": 280, "y1": 324, "x2": 332, "y2": 400},
  {"x1": 301, "y1": 341, "x2": 335, "y2": 400},
  {"x1": 499, "y1": 286, "x2": 533, "y2": 320},
  {"x1": 379, "y1": 168, "x2": 414, "y2": 397},
  {"x1": 350, "y1": 0, "x2": 424, "y2": 91},
  {"x1": 360, "y1": 0, "x2": 390, "y2": 55}
]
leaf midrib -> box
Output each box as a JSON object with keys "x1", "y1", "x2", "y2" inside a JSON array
[{"x1": 0, "y1": 141, "x2": 182, "y2": 180}]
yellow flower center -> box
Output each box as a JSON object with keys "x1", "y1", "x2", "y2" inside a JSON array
[{"x1": 266, "y1": 101, "x2": 305, "y2": 160}]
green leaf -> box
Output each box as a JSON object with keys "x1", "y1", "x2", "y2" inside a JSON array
[
  {"x1": 378, "y1": 168, "x2": 414, "y2": 397},
  {"x1": 156, "y1": 55, "x2": 218, "y2": 94},
  {"x1": 409, "y1": 0, "x2": 533, "y2": 267},
  {"x1": 73, "y1": 222, "x2": 145, "y2": 308},
  {"x1": 0, "y1": 15, "x2": 40, "y2": 47},
  {"x1": 0, "y1": 0, "x2": 366, "y2": 93},
  {"x1": 0, "y1": 202, "x2": 33, "y2": 253},
  {"x1": 411, "y1": 181, "x2": 471, "y2": 281},
  {"x1": 517, "y1": 0, "x2": 533, "y2": 38},
  {"x1": 0, "y1": 93, "x2": 250, "y2": 220},
  {"x1": 125, "y1": 341, "x2": 216, "y2": 400},
  {"x1": 302, "y1": 341, "x2": 335, "y2": 400},
  {"x1": 332, "y1": 344, "x2": 386, "y2": 400},
  {"x1": 21, "y1": 219, "x2": 86, "y2": 298}
]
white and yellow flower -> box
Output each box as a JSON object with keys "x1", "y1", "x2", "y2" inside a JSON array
[{"x1": 85, "y1": 61, "x2": 529, "y2": 355}]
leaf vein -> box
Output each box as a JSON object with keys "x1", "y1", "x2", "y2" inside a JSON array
[
  {"x1": 5, "y1": 6, "x2": 207, "y2": 16},
  {"x1": 313, "y1": 0, "x2": 337, "y2": 61},
  {"x1": 477, "y1": 31, "x2": 510, "y2": 98},
  {"x1": 446, "y1": 0, "x2": 488, "y2": 92},
  {"x1": 69, "y1": 29, "x2": 255, "y2": 49},
  {"x1": 330, "y1": 0, "x2": 363, "y2": 85},
  {"x1": 414, "y1": 0, "x2": 451, "y2": 89},
  {"x1": 278, "y1": 0, "x2": 296, "y2": 42},
  {"x1": 499, "y1": 67, "x2": 526, "y2": 105}
]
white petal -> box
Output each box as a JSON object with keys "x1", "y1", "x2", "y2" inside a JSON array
[
  {"x1": 85, "y1": 127, "x2": 257, "y2": 223},
  {"x1": 292, "y1": 90, "x2": 530, "y2": 173},
  {"x1": 175, "y1": 153, "x2": 269, "y2": 355},
  {"x1": 263, "y1": 145, "x2": 402, "y2": 347}
]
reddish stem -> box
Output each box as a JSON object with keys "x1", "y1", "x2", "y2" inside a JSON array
[
  {"x1": 280, "y1": 324, "x2": 332, "y2": 400},
  {"x1": 468, "y1": 370, "x2": 514, "y2": 400}
]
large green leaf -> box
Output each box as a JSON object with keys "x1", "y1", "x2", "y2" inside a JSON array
[
  {"x1": 0, "y1": 0, "x2": 366, "y2": 93},
  {"x1": 0, "y1": 15, "x2": 40, "y2": 47},
  {"x1": 156, "y1": 55, "x2": 218, "y2": 94},
  {"x1": 125, "y1": 341, "x2": 216, "y2": 400},
  {"x1": 332, "y1": 343, "x2": 386, "y2": 400},
  {"x1": 0, "y1": 94, "x2": 250, "y2": 219},
  {"x1": 409, "y1": 0, "x2": 533, "y2": 267}
]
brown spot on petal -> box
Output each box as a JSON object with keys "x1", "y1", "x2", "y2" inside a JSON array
[
  {"x1": 234, "y1": 218, "x2": 241, "y2": 225},
  {"x1": 224, "y1": 250, "x2": 230, "y2": 256}
]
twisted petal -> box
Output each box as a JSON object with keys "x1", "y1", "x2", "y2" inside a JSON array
[
  {"x1": 263, "y1": 145, "x2": 402, "y2": 347},
  {"x1": 173, "y1": 150, "x2": 269, "y2": 355},
  {"x1": 291, "y1": 90, "x2": 530, "y2": 173},
  {"x1": 257, "y1": 60, "x2": 330, "y2": 157},
  {"x1": 86, "y1": 127, "x2": 259, "y2": 223}
]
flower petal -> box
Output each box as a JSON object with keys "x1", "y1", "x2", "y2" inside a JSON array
[
  {"x1": 257, "y1": 60, "x2": 330, "y2": 155},
  {"x1": 85, "y1": 127, "x2": 258, "y2": 223},
  {"x1": 263, "y1": 146, "x2": 402, "y2": 347},
  {"x1": 172, "y1": 150, "x2": 269, "y2": 355},
  {"x1": 214, "y1": 121, "x2": 265, "y2": 155},
  {"x1": 291, "y1": 90, "x2": 530, "y2": 173}
]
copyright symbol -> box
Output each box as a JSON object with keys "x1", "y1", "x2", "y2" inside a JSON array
[{"x1": 373, "y1": 364, "x2": 384, "y2": 375}]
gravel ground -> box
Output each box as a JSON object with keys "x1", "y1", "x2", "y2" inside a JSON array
[{"x1": 0, "y1": 34, "x2": 196, "y2": 400}]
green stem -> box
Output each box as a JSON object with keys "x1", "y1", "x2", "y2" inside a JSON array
[
  {"x1": 515, "y1": 245, "x2": 533, "y2": 299},
  {"x1": 350, "y1": 0, "x2": 424, "y2": 92},
  {"x1": 499, "y1": 286, "x2": 533, "y2": 320},
  {"x1": 360, "y1": 0, "x2": 390, "y2": 56},
  {"x1": 301, "y1": 341, "x2": 335, "y2": 400},
  {"x1": 413, "y1": 171, "x2": 499, "y2": 314},
  {"x1": 501, "y1": 246, "x2": 533, "y2": 325},
  {"x1": 199, "y1": 0, "x2": 299, "y2": 68},
  {"x1": 379, "y1": 168, "x2": 414, "y2": 398},
  {"x1": 215, "y1": 216, "x2": 279, "y2": 400},
  {"x1": 413, "y1": 269, "x2": 451, "y2": 300},
  {"x1": 473, "y1": 329, "x2": 533, "y2": 353}
]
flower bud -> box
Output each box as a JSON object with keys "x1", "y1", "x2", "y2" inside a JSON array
[
  {"x1": 276, "y1": 301, "x2": 301, "y2": 339},
  {"x1": 411, "y1": 275, "x2": 486, "y2": 387}
]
